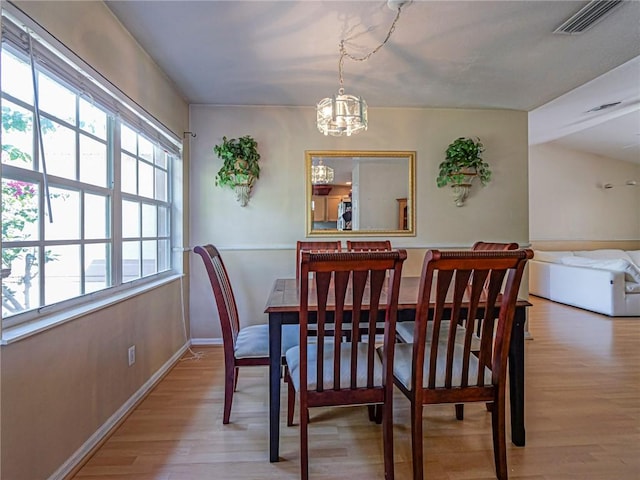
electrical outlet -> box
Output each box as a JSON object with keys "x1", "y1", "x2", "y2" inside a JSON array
[{"x1": 128, "y1": 345, "x2": 136, "y2": 366}]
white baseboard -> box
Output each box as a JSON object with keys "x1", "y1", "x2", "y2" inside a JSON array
[
  {"x1": 190, "y1": 337, "x2": 222, "y2": 346},
  {"x1": 48, "y1": 342, "x2": 191, "y2": 480}
]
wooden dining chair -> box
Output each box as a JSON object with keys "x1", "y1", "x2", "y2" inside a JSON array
[
  {"x1": 346, "y1": 240, "x2": 392, "y2": 251},
  {"x1": 285, "y1": 250, "x2": 407, "y2": 480},
  {"x1": 296, "y1": 241, "x2": 342, "y2": 280},
  {"x1": 396, "y1": 241, "x2": 519, "y2": 345},
  {"x1": 392, "y1": 249, "x2": 533, "y2": 480},
  {"x1": 465, "y1": 241, "x2": 520, "y2": 416},
  {"x1": 193, "y1": 244, "x2": 299, "y2": 424}
]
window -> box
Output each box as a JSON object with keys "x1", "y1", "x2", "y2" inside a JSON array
[
  {"x1": 1, "y1": 13, "x2": 181, "y2": 326},
  {"x1": 119, "y1": 124, "x2": 172, "y2": 283}
]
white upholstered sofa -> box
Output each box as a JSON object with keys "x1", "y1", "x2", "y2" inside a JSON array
[{"x1": 529, "y1": 249, "x2": 640, "y2": 317}]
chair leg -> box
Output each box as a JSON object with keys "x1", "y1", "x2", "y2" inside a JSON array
[
  {"x1": 223, "y1": 364, "x2": 235, "y2": 424},
  {"x1": 300, "y1": 403, "x2": 309, "y2": 480},
  {"x1": 287, "y1": 374, "x2": 296, "y2": 427},
  {"x1": 491, "y1": 396, "x2": 508, "y2": 480},
  {"x1": 233, "y1": 366, "x2": 239, "y2": 392},
  {"x1": 368, "y1": 404, "x2": 376, "y2": 422},
  {"x1": 382, "y1": 398, "x2": 395, "y2": 480},
  {"x1": 410, "y1": 400, "x2": 424, "y2": 480},
  {"x1": 455, "y1": 403, "x2": 464, "y2": 420},
  {"x1": 375, "y1": 404, "x2": 383, "y2": 424},
  {"x1": 367, "y1": 404, "x2": 383, "y2": 423}
]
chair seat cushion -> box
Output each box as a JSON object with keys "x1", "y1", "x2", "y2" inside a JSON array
[
  {"x1": 396, "y1": 320, "x2": 481, "y2": 351},
  {"x1": 286, "y1": 342, "x2": 382, "y2": 392},
  {"x1": 234, "y1": 324, "x2": 299, "y2": 359},
  {"x1": 391, "y1": 342, "x2": 492, "y2": 391}
]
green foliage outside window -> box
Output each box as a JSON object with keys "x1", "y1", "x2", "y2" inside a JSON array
[{"x1": 1, "y1": 105, "x2": 59, "y2": 312}]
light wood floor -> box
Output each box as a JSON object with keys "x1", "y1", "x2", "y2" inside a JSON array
[{"x1": 72, "y1": 297, "x2": 640, "y2": 479}]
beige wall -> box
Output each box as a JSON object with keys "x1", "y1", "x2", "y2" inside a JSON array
[
  {"x1": 12, "y1": 0, "x2": 188, "y2": 137},
  {"x1": 2, "y1": 2, "x2": 189, "y2": 478},
  {"x1": 529, "y1": 143, "x2": 640, "y2": 242},
  {"x1": 189, "y1": 105, "x2": 529, "y2": 340},
  {"x1": 1, "y1": 282, "x2": 186, "y2": 480}
]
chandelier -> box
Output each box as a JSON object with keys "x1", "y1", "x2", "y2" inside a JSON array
[
  {"x1": 311, "y1": 160, "x2": 335, "y2": 184},
  {"x1": 316, "y1": 1, "x2": 406, "y2": 137}
]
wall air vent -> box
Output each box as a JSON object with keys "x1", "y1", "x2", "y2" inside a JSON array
[{"x1": 554, "y1": 0, "x2": 624, "y2": 34}]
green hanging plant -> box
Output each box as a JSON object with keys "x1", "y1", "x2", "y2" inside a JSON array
[
  {"x1": 214, "y1": 135, "x2": 261, "y2": 189},
  {"x1": 436, "y1": 137, "x2": 491, "y2": 188},
  {"x1": 213, "y1": 135, "x2": 261, "y2": 206}
]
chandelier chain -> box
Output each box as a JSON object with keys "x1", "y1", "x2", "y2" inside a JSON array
[
  {"x1": 337, "y1": 5, "x2": 404, "y2": 89},
  {"x1": 318, "y1": 2, "x2": 405, "y2": 136}
]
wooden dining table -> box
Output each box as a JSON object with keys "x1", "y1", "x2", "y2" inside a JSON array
[{"x1": 264, "y1": 276, "x2": 531, "y2": 462}]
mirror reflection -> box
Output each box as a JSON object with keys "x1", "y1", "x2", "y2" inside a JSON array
[{"x1": 306, "y1": 150, "x2": 415, "y2": 236}]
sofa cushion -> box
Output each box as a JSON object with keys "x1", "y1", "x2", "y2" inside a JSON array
[
  {"x1": 560, "y1": 256, "x2": 640, "y2": 283},
  {"x1": 626, "y1": 250, "x2": 640, "y2": 268},
  {"x1": 533, "y1": 250, "x2": 574, "y2": 263},
  {"x1": 573, "y1": 249, "x2": 634, "y2": 263},
  {"x1": 626, "y1": 282, "x2": 640, "y2": 294}
]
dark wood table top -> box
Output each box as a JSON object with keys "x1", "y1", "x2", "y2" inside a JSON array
[{"x1": 265, "y1": 276, "x2": 531, "y2": 313}]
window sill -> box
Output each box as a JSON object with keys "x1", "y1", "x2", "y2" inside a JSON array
[{"x1": 1, "y1": 274, "x2": 183, "y2": 345}]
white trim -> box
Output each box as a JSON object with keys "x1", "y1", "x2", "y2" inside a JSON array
[
  {"x1": 530, "y1": 236, "x2": 639, "y2": 241},
  {"x1": 1, "y1": 274, "x2": 184, "y2": 344},
  {"x1": 204, "y1": 244, "x2": 444, "y2": 252},
  {"x1": 190, "y1": 337, "x2": 222, "y2": 346},
  {"x1": 47, "y1": 341, "x2": 191, "y2": 480},
  {"x1": 201, "y1": 243, "x2": 527, "y2": 252}
]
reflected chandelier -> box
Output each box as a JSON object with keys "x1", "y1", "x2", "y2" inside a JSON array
[
  {"x1": 316, "y1": 1, "x2": 407, "y2": 137},
  {"x1": 311, "y1": 160, "x2": 334, "y2": 184}
]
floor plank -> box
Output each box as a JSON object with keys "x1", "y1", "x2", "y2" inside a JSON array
[{"x1": 72, "y1": 297, "x2": 640, "y2": 479}]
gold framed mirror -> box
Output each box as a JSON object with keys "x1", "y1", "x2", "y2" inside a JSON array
[{"x1": 306, "y1": 150, "x2": 415, "y2": 236}]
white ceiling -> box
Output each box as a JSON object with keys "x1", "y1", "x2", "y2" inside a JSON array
[
  {"x1": 105, "y1": 0, "x2": 640, "y2": 163},
  {"x1": 530, "y1": 55, "x2": 640, "y2": 163}
]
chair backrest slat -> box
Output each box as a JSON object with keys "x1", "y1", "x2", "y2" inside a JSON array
[
  {"x1": 299, "y1": 250, "x2": 407, "y2": 396},
  {"x1": 366, "y1": 269, "x2": 386, "y2": 387},
  {"x1": 332, "y1": 270, "x2": 349, "y2": 390},
  {"x1": 414, "y1": 249, "x2": 532, "y2": 393},
  {"x1": 313, "y1": 270, "x2": 333, "y2": 392},
  {"x1": 193, "y1": 245, "x2": 241, "y2": 349},
  {"x1": 350, "y1": 269, "x2": 367, "y2": 389}
]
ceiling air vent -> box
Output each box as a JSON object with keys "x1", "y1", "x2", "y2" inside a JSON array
[
  {"x1": 554, "y1": 0, "x2": 624, "y2": 34},
  {"x1": 586, "y1": 101, "x2": 622, "y2": 112}
]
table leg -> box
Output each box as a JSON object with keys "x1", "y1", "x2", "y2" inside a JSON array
[
  {"x1": 509, "y1": 306, "x2": 526, "y2": 446},
  {"x1": 269, "y1": 312, "x2": 282, "y2": 462}
]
